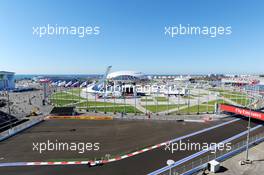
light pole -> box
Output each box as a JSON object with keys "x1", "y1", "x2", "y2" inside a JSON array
[
  {"x1": 167, "y1": 82, "x2": 169, "y2": 115},
  {"x1": 197, "y1": 88, "x2": 200, "y2": 114},
  {"x1": 86, "y1": 82, "x2": 89, "y2": 111},
  {"x1": 94, "y1": 92, "x2": 97, "y2": 113},
  {"x1": 7, "y1": 90, "x2": 11, "y2": 115},
  {"x1": 104, "y1": 80, "x2": 106, "y2": 114},
  {"x1": 3, "y1": 78, "x2": 12, "y2": 128},
  {"x1": 167, "y1": 159, "x2": 175, "y2": 175},
  {"x1": 134, "y1": 83, "x2": 137, "y2": 115},
  {"x1": 123, "y1": 84, "x2": 126, "y2": 115},
  {"x1": 207, "y1": 88, "x2": 209, "y2": 113},
  {"x1": 187, "y1": 88, "x2": 190, "y2": 115},
  {"x1": 145, "y1": 86, "x2": 148, "y2": 115},
  {"x1": 177, "y1": 88, "x2": 180, "y2": 115},
  {"x1": 155, "y1": 89, "x2": 158, "y2": 115},
  {"x1": 3, "y1": 78, "x2": 11, "y2": 115},
  {"x1": 244, "y1": 85, "x2": 254, "y2": 164}
]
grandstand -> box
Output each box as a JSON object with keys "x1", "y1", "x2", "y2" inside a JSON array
[{"x1": 0, "y1": 110, "x2": 28, "y2": 132}]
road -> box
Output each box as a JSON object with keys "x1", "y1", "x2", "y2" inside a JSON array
[{"x1": 0, "y1": 116, "x2": 263, "y2": 175}]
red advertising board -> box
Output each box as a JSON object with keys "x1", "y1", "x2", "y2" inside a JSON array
[{"x1": 219, "y1": 104, "x2": 264, "y2": 121}]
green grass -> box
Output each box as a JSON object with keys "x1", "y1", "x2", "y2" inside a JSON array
[
  {"x1": 220, "y1": 92, "x2": 246, "y2": 99},
  {"x1": 209, "y1": 88, "x2": 230, "y2": 93},
  {"x1": 78, "y1": 106, "x2": 142, "y2": 113},
  {"x1": 144, "y1": 104, "x2": 185, "y2": 112},
  {"x1": 202, "y1": 99, "x2": 228, "y2": 105},
  {"x1": 154, "y1": 97, "x2": 168, "y2": 102},
  {"x1": 209, "y1": 88, "x2": 247, "y2": 97},
  {"x1": 230, "y1": 98, "x2": 251, "y2": 106},
  {"x1": 68, "y1": 88, "x2": 82, "y2": 95},
  {"x1": 140, "y1": 98, "x2": 154, "y2": 102},
  {"x1": 50, "y1": 99, "x2": 78, "y2": 106},
  {"x1": 77, "y1": 101, "x2": 122, "y2": 107},
  {"x1": 51, "y1": 92, "x2": 84, "y2": 100},
  {"x1": 173, "y1": 104, "x2": 215, "y2": 114},
  {"x1": 219, "y1": 91, "x2": 251, "y2": 106},
  {"x1": 190, "y1": 94, "x2": 203, "y2": 97},
  {"x1": 182, "y1": 96, "x2": 194, "y2": 99}
]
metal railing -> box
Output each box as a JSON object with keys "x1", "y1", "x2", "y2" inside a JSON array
[{"x1": 156, "y1": 132, "x2": 264, "y2": 175}]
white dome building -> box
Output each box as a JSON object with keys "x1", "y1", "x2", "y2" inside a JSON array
[{"x1": 107, "y1": 71, "x2": 147, "y2": 82}]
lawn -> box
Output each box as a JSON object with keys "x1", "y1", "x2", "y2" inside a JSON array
[
  {"x1": 77, "y1": 101, "x2": 122, "y2": 107},
  {"x1": 220, "y1": 92, "x2": 246, "y2": 99},
  {"x1": 154, "y1": 97, "x2": 168, "y2": 102},
  {"x1": 173, "y1": 104, "x2": 215, "y2": 114},
  {"x1": 68, "y1": 88, "x2": 82, "y2": 95},
  {"x1": 50, "y1": 99, "x2": 78, "y2": 106},
  {"x1": 77, "y1": 106, "x2": 142, "y2": 113},
  {"x1": 182, "y1": 96, "x2": 195, "y2": 99},
  {"x1": 209, "y1": 88, "x2": 230, "y2": 93},
  {"x1": 51, "y1": 92, "x2": 84, "y2": 100},
  {"x1": 144, "y1": 104, "x2": 185, "y2": 112},
  {"x1": 140, "y1": 98, "x2": 154, "y2": 102},
  {"x1": 230, "y1": 98, "x2": 251, "y2": 106},
  {"x1": 202, "y1": 99, "x2": 228, "y2": 105},
  {"x1": 219, "y1": 91, "x2": 251, "y2": 106}
]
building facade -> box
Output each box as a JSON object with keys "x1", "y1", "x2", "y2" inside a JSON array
[{"x1": 0, "y1": 71, "x2": 15, "y2": 90}]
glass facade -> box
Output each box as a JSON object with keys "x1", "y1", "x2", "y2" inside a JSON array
[{"x1": 0, "y1": 72, "x2": 15, "y2": 90}]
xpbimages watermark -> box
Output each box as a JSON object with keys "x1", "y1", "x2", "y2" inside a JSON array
[
  {"x1": 164, "y1": 24, "x2": 232, "y2": 38},
  {"x1": 32, "y1": 140, "x2": 100, "y2": 154},
  {"x1": 32, "y1": 24, "x2": 100, "y2": 38},
  {"x1": 164, "y1": 140, "x2": 232, "y2": 154}
]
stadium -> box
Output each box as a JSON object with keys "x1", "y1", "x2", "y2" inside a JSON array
[
  {"x1": 1, "y1": 0, "x2": 264, "y2": 174},
  {"x1": 1, "y1": 66, "x2": 264, "y2": 175}
]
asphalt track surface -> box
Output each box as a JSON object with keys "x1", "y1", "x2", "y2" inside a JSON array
[
  {"x1": 0, "y1": 119, "x2": 220, "y2": 162},
  {"x1": 0, "y1": 117, "x2": 263, "y2": 175}
]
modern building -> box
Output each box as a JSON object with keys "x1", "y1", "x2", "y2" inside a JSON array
[
  {"x1": 107, "y1": 71, "x2": 148, "y2": 82},
  {"x1": 0, "y1": 71, "x2": 15, "y2": 90},
  {"x1": 221, "y1": 77, "x2": 260, "y2": 86}
]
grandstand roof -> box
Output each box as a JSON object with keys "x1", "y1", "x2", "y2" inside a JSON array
[{"x1": 107, "y1": 71, "x2": 147, "y2": 81}]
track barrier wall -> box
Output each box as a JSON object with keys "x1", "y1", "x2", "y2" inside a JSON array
[
  {"x1": 47, "y1": 115, "x2": 113, "y2": 120},
  {"x1": 0, "y1": 117, "x2": 44, "y2": 141},
  {"x1": 220, "y1": 104, "x2": 264, "y2": 121},
  {"x1": 148, "y1": 125, "x2": 264, "y2": 175}
]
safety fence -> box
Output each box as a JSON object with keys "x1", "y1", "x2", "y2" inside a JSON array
[{"x1": 151, "y1": 131, "x2": 264, "y2": 175}]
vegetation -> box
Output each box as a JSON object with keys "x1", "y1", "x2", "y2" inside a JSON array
[
  {"x1": 50, "y1": 99, "x2": 78, "y2": 106},
  {"x1": 154, "y1": 97, "x2": 168, "y2": 102},
  {"x1": 172, "y1": 104, "x2": 215, "y2": 114},
  {"x1": 140, "y1": 98, "x2": 154, "y2": 102},
  {"x1": 51, "y1": 92, "x2": 84, "y2": 100},
  {"x1": 78, "y1": 106, "x2": 142, "y2": 113},
  {"x1": 144, "y1": 104, "x2": 185, "y2": 112}
]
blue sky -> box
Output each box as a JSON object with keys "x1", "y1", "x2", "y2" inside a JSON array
[{"x1": 0, "y1": 0, "x2": 263, "y2": 75}]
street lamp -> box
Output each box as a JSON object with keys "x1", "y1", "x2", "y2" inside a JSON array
[
  {"x1": 197, "y1": 87, "x2": 200, "y2": 114},
  {"x1": 134, "y1": 83, "x2": 137, "y2": 115},
  {"x1": 244, "y1": 85, "x2": 254, "y2": 164},
  {"x1": 103, "y1": 80, "x2": 107, "y2": 114},
  {"x1": 167, "y1": 82, "x2": 169, "y2": 115},
  {"x1": 167, "y1": 159, "x2": 175, "y2": 175}
]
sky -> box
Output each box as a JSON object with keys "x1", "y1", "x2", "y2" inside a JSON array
[{"x1": 0, "y1": 0, "x2": 263, "y2": 75}]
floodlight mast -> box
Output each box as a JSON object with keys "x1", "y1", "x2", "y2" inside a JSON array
[{"x1": 244, "y1": 84, "x2": 255, "y2": 164}]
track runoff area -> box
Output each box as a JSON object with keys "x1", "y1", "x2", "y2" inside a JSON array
[{"x1": 0, "y1": 112, "x2": 263, "y2": 175}]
